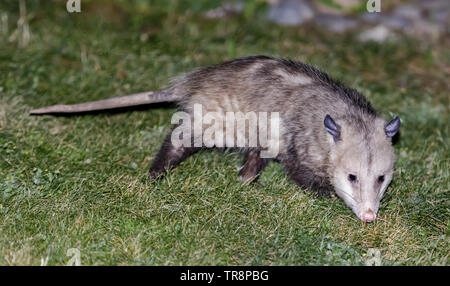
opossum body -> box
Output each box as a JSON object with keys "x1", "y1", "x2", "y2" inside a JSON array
[{"x1": 30, "y1": 56, "x2": 401, "y2": 222}]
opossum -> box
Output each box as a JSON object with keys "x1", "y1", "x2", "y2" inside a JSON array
[{"x1": 30, "y1": 56, "x2": 401, "y2": 222}]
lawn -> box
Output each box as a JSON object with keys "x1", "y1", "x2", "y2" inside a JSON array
[{"x1": 0, "y1": 0, "x2": 448, "y2": 265}]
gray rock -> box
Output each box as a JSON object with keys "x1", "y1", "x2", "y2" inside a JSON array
[
  {"x1": 358, "y1": 25, "x2": 397, "y2": 43},
  {"x1": 361, "y1": 2, "x2": 448, "y2": 40},
  {"x1": 404, "y1": 19, "x2": 442, "y2": 40},
  {"x1": 204, "y1": 2, "x2": 244, "y2": 19},
  {"x1": 393, "y1": 5, "x2": 422, "y2": 20},
  {"x1": 430, "y1": 9, "x2": 450, "y2": 28},
  {"x1": 360, "y1": 12, "x2": 382, "y2": 24},
  {"x1": 315, "y1": 14, "x2": 359, "y2": 33},
  {"x1": 267, "y1": 0, "x2": 315, "y2": 26},
  {"x1": 361, "y1": 13, "x2": 411, "y2": 30},
  {"x1": 383, "y1": 15, "x2": 412, "y2": 30},
  {"x1": 415, "y1": 0, "x2": 450, "y2": 12}
]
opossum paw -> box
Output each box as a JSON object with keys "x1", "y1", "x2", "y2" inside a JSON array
[
  {"x1": 238, "y1": 173, "x2": 259, "y2": 184},
  {"x1": 147, "y1": 168, "x2": 165, "y2": 180},
  {"x1": 314, "y1": 187, "x2": 332, "y2": 197},
  {"x1": 238, "y1": 150, "x2": 267, "y2": 184}
]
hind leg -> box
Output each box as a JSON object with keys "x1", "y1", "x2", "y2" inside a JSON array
[
  {"x1": 148, "y1": 132, "x2": 197, "y2": 179},
  {"x1": 239, "y1": 149, "x2": 268, "y2": 183}
]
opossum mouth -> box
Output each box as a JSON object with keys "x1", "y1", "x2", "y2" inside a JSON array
[{"x1": 333, "y1": 187, "x2": 379, "y2": 222}]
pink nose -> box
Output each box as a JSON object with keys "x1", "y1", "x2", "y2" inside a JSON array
[{"x1": 361, "y1": 209, "x2": 375, "y2": 222}]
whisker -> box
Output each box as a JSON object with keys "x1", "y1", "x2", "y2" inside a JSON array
[{"x1": 335, "y1": 188, "x2": 359, "y2": 204}]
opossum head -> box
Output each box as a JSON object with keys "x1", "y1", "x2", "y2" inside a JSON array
[{"x1": 325, "y1": 115, "x2": 400, "y2": 222}]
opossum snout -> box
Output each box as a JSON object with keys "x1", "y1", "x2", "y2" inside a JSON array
[{"x1": 360, "y1": 209, "x2": 376, "y2": 223}]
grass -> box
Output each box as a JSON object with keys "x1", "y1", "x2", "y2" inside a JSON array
[{"x1": 0, "y1": 0, "x2": 448, "y2": 265}]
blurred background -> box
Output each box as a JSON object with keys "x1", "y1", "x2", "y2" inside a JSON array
[
  {"x1": 0, "y1": 0, "x2": 449, "y2": 266},
  {"x1": 0, "y1": 0, "x2": 448, "y2": 105},
  {"x1": 1, "y1": 0, "x2": 448, "y2": 91},
  {"x1": 1, "y1": 0, "x2": 448, "y2": 133}
]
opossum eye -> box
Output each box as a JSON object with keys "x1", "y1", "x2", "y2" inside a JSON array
[
  {"x1": 378, "y1": 175, "x2": 385, "y2": 183},
  {"x1": 348, "y1": 174, "x2": 357, "y2": 183}
]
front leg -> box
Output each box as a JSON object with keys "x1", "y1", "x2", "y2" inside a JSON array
[
  {"x1": 280, "y1": 155, "x2": 332, "y2": 197},
  {"x1": 239, "y1": 149, "x2": 269, "y2": 183}
]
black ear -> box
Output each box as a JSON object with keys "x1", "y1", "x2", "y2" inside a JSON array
[
  {"x1": 324, "y1": 114, "x2": 341, "y2": 142},
  {"x1": 385, "y1": 116, "x2": 401, "y2": 138}
]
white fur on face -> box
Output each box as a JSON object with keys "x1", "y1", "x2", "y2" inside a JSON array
[{"x1": 329, "y1": 118, "x2": 396, "y2": 221}]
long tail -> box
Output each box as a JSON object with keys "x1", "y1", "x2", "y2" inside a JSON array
[{"x1": 29, "y1": 89, "x2": 176, "y2": 115}]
